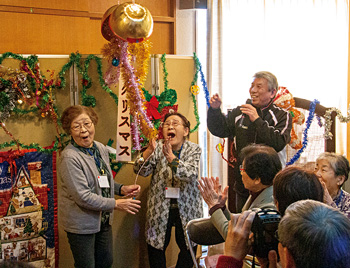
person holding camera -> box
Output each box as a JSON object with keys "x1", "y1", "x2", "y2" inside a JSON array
[
  {"x1": 199, "y1": 144, "x2": 281, "y2": 240},
  {"x1": 216, "y1": 167, "x2": 331, "y2": 268},
  {"x1": 217, "y1": 200, "x2": 350, "y2": 268}
]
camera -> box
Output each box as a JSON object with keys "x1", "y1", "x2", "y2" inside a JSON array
[{"x1": 251, "y1": 209, "x2": 281, "y2": 258}]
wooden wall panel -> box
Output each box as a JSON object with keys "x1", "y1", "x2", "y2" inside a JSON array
[
  {"x1": 88, "y1": 0, "x2": 175, "y2": 17},
  {"x1": 149, "y1": 22, "x2": 175, "y2": 55},
  {"x1": 0, "y1": 12, "x2": 92, "y2": 54},
  {"x1": 0, "y1": 0, "x2": 88, "y2": 11},
  {"x1": 0, "y1": 0, "x2": 176, "y2": 55}
]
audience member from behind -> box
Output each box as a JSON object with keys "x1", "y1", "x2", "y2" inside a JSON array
[
  {"x1": 217, "y1": 200, "x2": 350, "y2": 268},
  {"x1": 216, "y1": 166, "x2": 325, "y2": 267},
  {"x1": 315, "y1": 152, "x2": 350, "y2": 219},
  {"x1": 199, "y1": 144, "x2": 281, "y2": 239},
  {"x1": 273, "y1": 166, "x2": 324, "y2": 216},
  {"x1": 59, "y1": 105, "x2": 141, "y2": 268},
  {"x1": 278, "y1": 200, "x2": 350, "y2": 268}
]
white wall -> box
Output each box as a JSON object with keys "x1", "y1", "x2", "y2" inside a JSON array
[{"x1": 176, "y1": 0, "x2": 197, "y2": 55}]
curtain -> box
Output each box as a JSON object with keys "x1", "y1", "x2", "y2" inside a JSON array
[{"x1": 204, "y1": 0, "x2": 349, "y2": 185}]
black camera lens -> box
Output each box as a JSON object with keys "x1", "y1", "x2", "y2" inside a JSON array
[{"x1": 251, "y1": 209, "x2": 281, "y2": 259}]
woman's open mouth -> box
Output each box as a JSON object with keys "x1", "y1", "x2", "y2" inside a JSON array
[{"x1": 167, "y1": 133, "x2": 175, "y2": 139}]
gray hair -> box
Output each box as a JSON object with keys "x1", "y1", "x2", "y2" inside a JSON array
[
  {"x1": 253, "y1": 71, "x2": 278, "y2": 92},
  {"x1": 278, "y1": 199, "x2": 350, "y2": 268},
  {"x1": 316, "y1": 152, "x2": 350, "y2": 187}
]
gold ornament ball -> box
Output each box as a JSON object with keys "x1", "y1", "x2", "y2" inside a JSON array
[
  {"x1": 101, "y1": 2, "x2": 153, "y2": 43},
  {"x1": 101, "y1": 5, "x2": 118, "y2": 41}
]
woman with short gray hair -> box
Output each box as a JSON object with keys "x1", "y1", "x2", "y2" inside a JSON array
[{"x1": 315, "y1": 152, "x2": 350, "y2": 219}]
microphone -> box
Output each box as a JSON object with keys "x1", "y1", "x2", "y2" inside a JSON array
[{"x1": 239, "y1": 99, "x2": 252, "y2": 128}]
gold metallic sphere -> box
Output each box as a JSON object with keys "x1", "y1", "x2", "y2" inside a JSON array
[
  {"x1": 101, "y1": 2, "x2": 153, "y2": 43},
  {"x1": 101, "y1": 5, "x2": 118, "y2": 41}
]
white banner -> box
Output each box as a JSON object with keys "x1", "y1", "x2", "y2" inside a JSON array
[{"x1": 116, "y1": 83, "x2": 131, "y2": 162}]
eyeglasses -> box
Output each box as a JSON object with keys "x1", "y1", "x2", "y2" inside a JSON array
[
  {"x1": 163, "y1": 120, "x2": 182, "y2": 129},
  {"x1": 239, "y1": 165, "x2": 245, "y2": 173},
  {"x1": 71, "y1": 121, "x2": 93, "y2": 132}
]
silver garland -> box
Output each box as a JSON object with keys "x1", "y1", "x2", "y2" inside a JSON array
[{"x1": 324, "y1": 106, "x2": 350, "y2": 139}]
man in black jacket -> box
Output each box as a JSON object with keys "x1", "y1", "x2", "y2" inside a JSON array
[{"x1": 207, "y1": 71, "x2": 292, "y2": 212}]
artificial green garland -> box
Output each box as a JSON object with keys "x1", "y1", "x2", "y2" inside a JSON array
[{"x1": 0, "y1": 52, "x2": 203, "y2": 155}]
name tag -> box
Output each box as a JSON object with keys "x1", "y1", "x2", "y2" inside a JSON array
[
  {"x1": 165, "y1": 187, "x2": 180, "y2": 199},
  {"x1": 98, "y1": 175, "x2": 110, "y2": 188}
]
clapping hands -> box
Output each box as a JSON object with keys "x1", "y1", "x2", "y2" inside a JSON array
[{"x1": 198, "y1": 176, "x2": 229, "y2": 209}]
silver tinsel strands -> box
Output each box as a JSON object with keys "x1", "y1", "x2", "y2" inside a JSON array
[{"x1": 324, "y1": 106, "x2": 350, "y2": 139}]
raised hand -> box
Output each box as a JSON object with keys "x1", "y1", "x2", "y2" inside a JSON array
[
  {"x1": 162, "y1": 137, "x2": 175, "y2": 162},
  {"x1": 319, "y1": 179, "x2": 333, "y2": 205},
  {"x1": 198, "y1": 176, "x2": 229, "y2": 209},
  {"x1": 209, "y1": 93, "x2": 222, "y2": 109},
  {"x1": 143, "y1": 138, "x2": 157, "y2": 160}
]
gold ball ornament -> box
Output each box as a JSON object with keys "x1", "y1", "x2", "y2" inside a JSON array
[
  {"x1": 101, "y1": 5, "x2": 118, "y2": 41},
  {"x1": 101, "y1": 2, "x2": 153, "y2": 43}
]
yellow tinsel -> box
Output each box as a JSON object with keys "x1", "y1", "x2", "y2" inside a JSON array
[{"x1": 102, "y1": 38, "x2": 157, "y2": 141}]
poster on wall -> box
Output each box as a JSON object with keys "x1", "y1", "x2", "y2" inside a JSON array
[{"x1": 0, "y1": 149, "x2": 57, "y2": 268}]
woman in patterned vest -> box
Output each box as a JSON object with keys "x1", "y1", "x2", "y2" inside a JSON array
[{"x1": 134, "y1": 112, "x2": 203, "y2": 268}]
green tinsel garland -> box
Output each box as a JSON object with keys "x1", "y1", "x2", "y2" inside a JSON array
[
  {"x1": 189, "y1": 55, "x2": 201, "y2": 133},
  {"x1": 0, "y1": 52, "x2": 120, "y2": 153},
  {"x1": 0, "y1": 52, "x2": 24, "y2": 64},
  {"x1": 0, "y1": 134, "x2": 69, "y2": 154},
  {"x1": 141, "y1": 53, "x2": 200, "y2": 134},
  {"x1": 0, "y1": 52, "x2": 58, "y2": 115},
  {"x1": 0, "y1": 51, "x2": 201, "y2": 156},
  {"x1": 58, "y1": 53, "x2": 118, "y2": 107},
  {"x1": 160, "y1": 53, "x2": 200, "y2": 133},
  {"x1": 107, "y1": 139, "x2": 124, "y2": 174},
  {"x1": 0, "y1": 92, "x2": 9, "y2": 112}
]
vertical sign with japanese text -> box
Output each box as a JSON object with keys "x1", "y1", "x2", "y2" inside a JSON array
[{"x1": 116, "y1": 83, "x2": 131, "y2": 162}]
